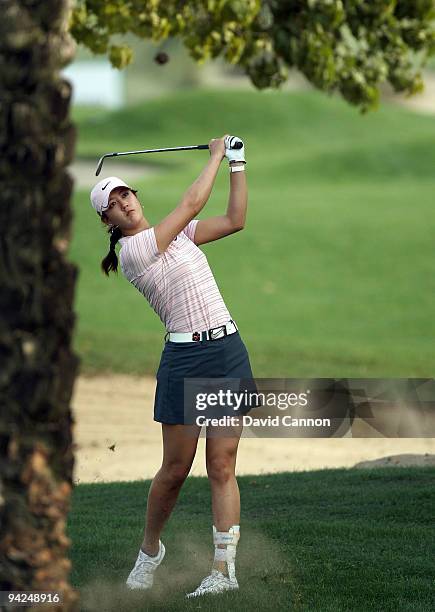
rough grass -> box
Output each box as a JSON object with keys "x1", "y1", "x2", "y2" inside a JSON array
[{"x1": 67, "y1": 467, "x2": 435, "y2": 611}]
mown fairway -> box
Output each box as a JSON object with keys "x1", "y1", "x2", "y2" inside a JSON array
[
  {"x1": 67, "y1": 467, "x2": 435, "y2": 611},
  {"x1": 69, "y1": 89, "x2": 435, "y2": 377}
]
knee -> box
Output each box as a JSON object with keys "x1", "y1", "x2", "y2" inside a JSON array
[
  {"x1": 206, "y1": 456, "x2": 235, "y2": 484},
  {"x1": 159, "y1": 462, "x2": 191, "y2": 489}
]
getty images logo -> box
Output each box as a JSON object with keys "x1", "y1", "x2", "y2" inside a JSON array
[{"x1": 194, "y1": 389, "x2": 312, "y2": 412}]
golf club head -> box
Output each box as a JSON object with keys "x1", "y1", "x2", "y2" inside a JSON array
[{"x1": 95, "y1": 155, "x2": 106, "y2": 176}]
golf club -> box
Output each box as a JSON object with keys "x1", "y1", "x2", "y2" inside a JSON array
[{"x1": 95, "y1": 140, "x2": 243, "y2": 176}]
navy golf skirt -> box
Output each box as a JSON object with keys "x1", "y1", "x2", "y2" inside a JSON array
[{"x1": 154, "y1": 330, "x2": 259, "y2": 425}]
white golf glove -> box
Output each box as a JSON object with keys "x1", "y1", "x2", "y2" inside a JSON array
[{"x1": 224, "y1": 135, "x2": 246, "y2": 165}]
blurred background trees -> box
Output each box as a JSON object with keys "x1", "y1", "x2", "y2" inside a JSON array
[{"x1": 70, "y1": 0, "x2": 435, "y2": 111}]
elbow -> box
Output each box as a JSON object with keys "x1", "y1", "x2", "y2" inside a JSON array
[
  {"x1": 182, "y1": 196, "x2": 202, "y2": 216},
  {"x1": 232, "y1": 221, "x2": 245, "y2": 232}
]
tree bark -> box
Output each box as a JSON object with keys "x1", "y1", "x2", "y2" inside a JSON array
[{"x1": 0, "y1": 1, "x2": 80, "y2": 609}]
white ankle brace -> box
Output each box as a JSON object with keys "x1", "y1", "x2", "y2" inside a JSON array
[{"x1": 213, "y1": 525, "x2": 240, "y2": 579}]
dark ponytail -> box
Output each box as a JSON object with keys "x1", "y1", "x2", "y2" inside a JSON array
[{"x1": 101, "y1": 225, "x2": 123, "y2": 276}]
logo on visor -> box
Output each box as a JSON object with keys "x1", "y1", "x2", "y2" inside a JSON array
[{"x1": 102, "y1": 182, "x2": 110, "y2": 190}]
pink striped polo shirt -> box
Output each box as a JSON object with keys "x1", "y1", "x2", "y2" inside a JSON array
[{"x1": 118, "y1": 220, "x2": 232, "y2": 332}]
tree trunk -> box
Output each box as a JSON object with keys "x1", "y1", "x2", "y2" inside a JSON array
[{"x1": 0, "y1": 1, "x2": 80, "y2": 609}]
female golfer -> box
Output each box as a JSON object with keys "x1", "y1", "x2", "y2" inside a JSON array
[{"x1": 90, "y1": 135, "x2": 255, "y2": 598}]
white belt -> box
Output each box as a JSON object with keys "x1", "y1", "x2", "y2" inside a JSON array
[{"x1": 165, "y1": 320, "x2": 238, "y2": 343}]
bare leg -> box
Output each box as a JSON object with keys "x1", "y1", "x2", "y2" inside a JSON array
[
  {"x1": 141, "y1": 423, "x2": 201, "y2": 556},
  {"x1": 205, "y1": 423, "x2": 243, "y2": 574}
]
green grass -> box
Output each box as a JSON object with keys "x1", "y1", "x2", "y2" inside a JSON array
[
  {"x1": 69, "y1": 88, "x2": 435, "y2": 377},
  {"x1": 67, "y1": 467, "x2": 435, "y2": 611}
]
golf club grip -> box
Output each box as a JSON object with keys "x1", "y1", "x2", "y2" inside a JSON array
[{"x1": 201, "y1": 141, "x2": 243, "y2": 150}]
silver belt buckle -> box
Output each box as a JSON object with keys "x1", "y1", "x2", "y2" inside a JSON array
[{"x1": 208, "y1": 324, "x2": 227, "y2": 341}]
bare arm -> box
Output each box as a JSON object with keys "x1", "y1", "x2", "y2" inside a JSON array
[
  {"x1": 153, "y1": 136, "x2": 228, "y2": 253},
  {"x1": 193, "y1": 161, "x2": 247, "y2": 245}
]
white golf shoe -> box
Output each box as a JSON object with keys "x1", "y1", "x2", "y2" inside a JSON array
[
  {"x1": 186, "y1": 568, "x2": 239, "y2": 598},
  {"x1": 125, "y1": 540, "x2": 165, "y2": 590}
]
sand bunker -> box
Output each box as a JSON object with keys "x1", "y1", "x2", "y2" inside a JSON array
[{"x1": 71, "y1": 374, "x2": 435, "y2": 484}]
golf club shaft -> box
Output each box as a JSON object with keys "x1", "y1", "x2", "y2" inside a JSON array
[
  {"x1": 95, "y1": 141, "x2": 243, "y2": 176},
  {"x1": 96, "y1": 145, "x2": 209, "y2": 176},
  {"x1": 114, "y1": 144, "x2": 210, "y2": 157}
]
